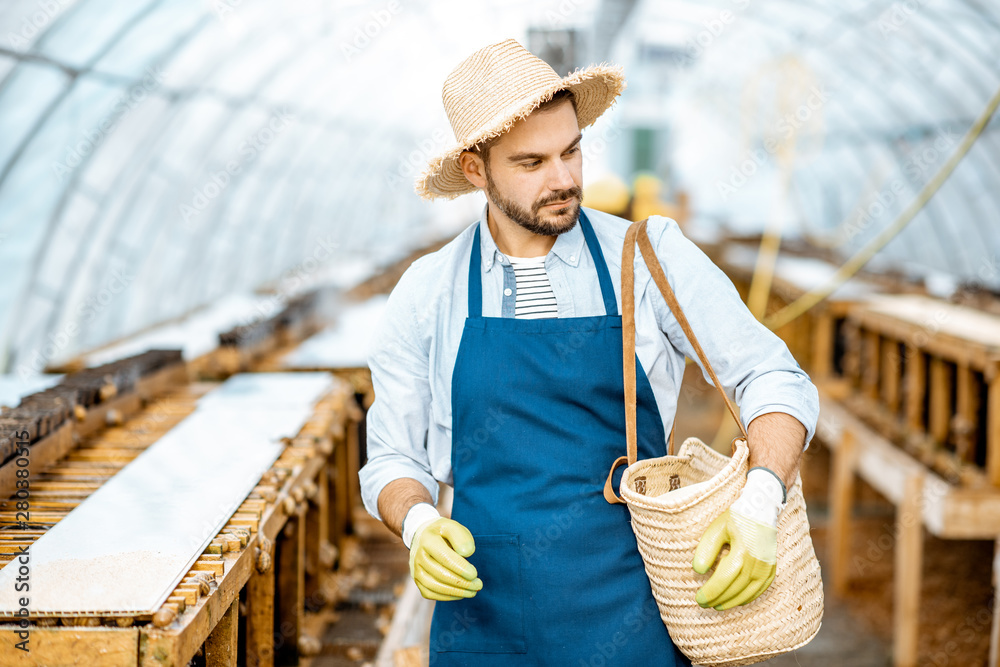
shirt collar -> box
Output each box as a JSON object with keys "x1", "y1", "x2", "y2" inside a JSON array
[{"x1": 478, "y1": 203, "x2": 586, "y2": 272}]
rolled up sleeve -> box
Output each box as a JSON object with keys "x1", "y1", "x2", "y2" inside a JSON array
[
  {"x1": 358, "y1": 265, "x2": 440, "y2": 521},
  {"x1": 646, "y1": 217, "x2": 820, "y2": 447}
]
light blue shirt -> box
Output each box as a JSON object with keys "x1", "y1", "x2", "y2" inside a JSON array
[{"x1": 359, "y1": 206, "x2": 819, "y2": 521}]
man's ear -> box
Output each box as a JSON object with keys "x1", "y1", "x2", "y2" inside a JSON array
[{"x1": 458, "y1": 151, "x2": 487, "y2": 189}]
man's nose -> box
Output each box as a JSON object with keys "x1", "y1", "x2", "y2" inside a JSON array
[{"x1": 547, "y1": 158, "x2": 577, "y2": 192}]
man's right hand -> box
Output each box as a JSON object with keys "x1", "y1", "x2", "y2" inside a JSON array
[{"x1": 409, "y1": 518, "x2": 483, "y2": 601}]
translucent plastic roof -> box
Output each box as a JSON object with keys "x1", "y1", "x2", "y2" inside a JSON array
[
  {"x1": 619, "y1": 0, "x2": 1000, "y2": 292},
  {"x1": 1, "y1": 0, "x2": 997, "y2": 373}
]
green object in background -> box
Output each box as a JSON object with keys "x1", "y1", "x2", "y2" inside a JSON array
[{"x1": 633, "y1": 127, "x2": 657, "y2": 174}]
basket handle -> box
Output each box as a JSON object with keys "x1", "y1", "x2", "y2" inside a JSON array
[{"x1": 603, "y1": 219, "x2": 749, "y2": 504}]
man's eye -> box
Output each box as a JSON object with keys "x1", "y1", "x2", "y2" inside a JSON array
[
  {"x1": 565, "y1": 146, "x2": 580, "y2": 155},
  {"x1": 523, "y1": 160, "x2": 542, "y2": 168}
]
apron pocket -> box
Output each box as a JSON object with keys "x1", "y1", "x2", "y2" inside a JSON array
[{"x1": 434, "y1": 533, "x2": 527, "y2": 654}]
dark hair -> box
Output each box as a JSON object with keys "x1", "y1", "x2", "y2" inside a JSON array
[{"x1": 469, "y1": 89, "x2": 578, "y2": 167}]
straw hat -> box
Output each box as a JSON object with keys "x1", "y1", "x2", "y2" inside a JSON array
[{"x1": 416, "y1": 38, "x2": 626, "y2": 200}]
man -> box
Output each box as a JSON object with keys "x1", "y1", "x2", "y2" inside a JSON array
[{"x1": 359, "y1": 39, "x2": 819, "y2": 665}]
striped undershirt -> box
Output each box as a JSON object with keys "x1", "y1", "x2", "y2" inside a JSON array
[{"x1": 507, "y1": 255, "x2": 558, "y2": 319}]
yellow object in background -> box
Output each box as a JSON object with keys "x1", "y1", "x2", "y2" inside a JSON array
[
  {"x1": 631, "y1": 172, "x2": 676, "y2": 222},
  {"x1": 583, "y1": 175, "x2": 631, "y2": 216}
]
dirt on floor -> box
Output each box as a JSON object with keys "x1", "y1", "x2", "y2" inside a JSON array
[{"x1": 801, "y1": 444, "x2": 994, "y2": 667}]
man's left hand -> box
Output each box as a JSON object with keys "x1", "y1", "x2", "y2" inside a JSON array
[{"x1": 691, "y1": 468, "x2": 785, "y2": 610}]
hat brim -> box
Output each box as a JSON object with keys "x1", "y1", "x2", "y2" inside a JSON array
[{"x1": 415, "y1": 64, "x2": 626, "y2": 200}]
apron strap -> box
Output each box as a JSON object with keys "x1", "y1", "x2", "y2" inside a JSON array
[
  {"x1": 579, "y1": 210, "x2": 619, "y2": 317},
  {"x1": 604, "y1": 219, "x2": 749, "y2": 504},
  {"x1": 469, "y1": 211, "x2": 619, "y2": 318},
  {"x1": 469, "y1": 225, "x2": 483, "y2": 317}
]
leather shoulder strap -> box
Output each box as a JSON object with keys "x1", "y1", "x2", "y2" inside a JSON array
[
  {"x1": 605, "y1": 219, "x2": 749, "y2": 504},
  {"x1": 633, "y1": 219, "x2": 748, "y2": 443}
]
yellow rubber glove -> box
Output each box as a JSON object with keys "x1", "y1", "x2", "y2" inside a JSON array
[
  {"x1": 692, "y1": 468, "x2": 785, "y2": 610},
  {"x1": 408, "y1": 516, "x2": 483, "y2": 601}
]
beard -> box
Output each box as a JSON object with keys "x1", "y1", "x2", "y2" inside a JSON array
[{"x1": 484, "y1": 168, "x2": 582, "y2": 236}]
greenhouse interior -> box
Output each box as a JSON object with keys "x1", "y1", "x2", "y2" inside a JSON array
[{"x1": 0, "y1": 0, "x2": 999, "y2": 665}]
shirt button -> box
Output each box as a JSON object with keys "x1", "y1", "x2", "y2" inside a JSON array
[
  {"x1": 570, "y1": 255, "x2": 576, "y2": 262},
  {"x1": 497, "y1": 254, "x2": 506, "y2": 263},
  {"x1": 504, "y1": 288, "x2": 512, "y2": 296}
]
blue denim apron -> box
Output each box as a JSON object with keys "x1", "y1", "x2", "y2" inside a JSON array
[{"x1": 429, "y1": 211, "x2": 691, "y2": 666}]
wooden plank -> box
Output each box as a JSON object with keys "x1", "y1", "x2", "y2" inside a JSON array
[
  {"x1": 882, "y1": 338, "x2": 901, "y2": 414},
  {"x1": 246, "y1": 539, "x2": 275, "y2": 667},
  {"x1": 204, "y1": 597, "x2": 239, "y2": 667},
  {"x1": 346, "y1": 417, "x2": 362, "y2": 524},
  {"x1": 332, "y1": 439, "x2": 350, "y2": 554},
  {"x1": 820, "y1": 389, "x2": 1000, "y2": 540},
  {"x1": 393, "y1": 646, "x2": 425, "y2": 667},
  {"x1": 275, "y1": 509, "x2": 305, "y2": 664},
  {"x1": 863, "y1": 330, "x2": 881, "y2": 401},
  {"x1": 989, "y1": 372, "x2": 1000, "y2": 487},
  {"x1": 853, "y1": 306, "x2": 1000, "y2": 371},
  {"x1": 829, "y1": 430, "x2": 857, "y2": 597},
  {"x1": 260, "y1": 457, "x2": 323, "y2": 541},
  {"x1": 76, "y1": 394, "x2": 142, "y2": 439},
  {"x1": 0, "y1": 422, "x2": 74, "y2": 501},
  {"x1": 954, "y1": 363, "x2": 979, "y2": 463},
  {"x1": 905, "y1": 344, "x2": 926, "y2": 434},
  {"x1": 928, "y1": 357, "x2": 951, "y2": 444},
  {"x1": 304, "y1": 468, "x2": 328, "y2": 608},
  {"x1": 893, "y1": 473, "x2": 924, "y2": 667},
  {"x1": 811, "y1": 310, "x2": 834, "y2": 380},
  {"x1": 991, "y1": 537, "x2": 1000, "y2": 667},
  {"x1": 816, "y1": 395, "x2": 954, "y2": 537},
  {"x1": 140, "y1": 545, "x2": 254, "y2": 667},
  {"x1": 842, "y1": 320, "x2": 862, "y2": 390},
  {"x1": 0, "y1": 625, "x2": 138, "y2": 666}
]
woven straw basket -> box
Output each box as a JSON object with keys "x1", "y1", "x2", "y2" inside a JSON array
[{"x1": 604, "y1": 220, "x2": 823, "y2": 666}]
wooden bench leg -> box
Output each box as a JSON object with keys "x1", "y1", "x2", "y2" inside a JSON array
[
  {"x1": 246, "y1": 540, "x2": 275, "y2": 667},
  {"x1": 893, "y1": 474, "x2": 924, "y2": 667},
  {"x1": 205, "y1": 597, "x2": 239, "y2": 667},
  {"x1": 829, "y1": 430, "x2": 857, "y2": 596},
  {"x1": 332, "y1": 438, "x2": 350, "y2": 555},
  {"x1": 276, "y1": 508, "x2": 305, "y2": 665},
  {"x1": 991, "y1": 537, "x2": 1000, "y2": 667},
  {"x1": 347, "y1": 416, "x2": 362, "y2": 526},
  {"x1": 305, "y1": 467, "x2": 328, "y2": 610},
  {"x1": 988, "y1": 372, "x2": 1000, "y2": 486}
]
